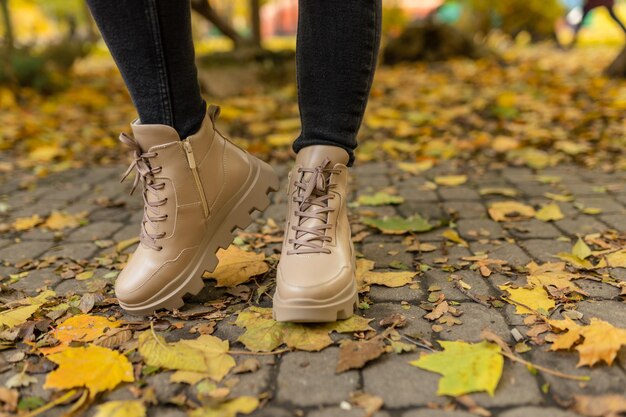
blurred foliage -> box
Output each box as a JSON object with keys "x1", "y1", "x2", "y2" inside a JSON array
[{"x1": 453, "y1": 0, "x2": 564, "y2": 40}]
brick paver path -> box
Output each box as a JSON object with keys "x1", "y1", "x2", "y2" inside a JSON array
[{"x1": 1, "y1": 160, "x2": 625, "y2": 417}]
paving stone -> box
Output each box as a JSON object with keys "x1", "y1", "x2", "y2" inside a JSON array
[
  {"x1": 397, "y1": 188, "x2": 439, "y2": 203},
  {"x1": 575, "y1": 197, "x2": 625, "y2": 214},
  {"x1": 498, "y1": 407, "x2": 581, "y2": 417},
  {"x1": 88, "y1": 207, "x2": 132, "y2": 223},
  {"x1": 147, "y1": 407, "x2": 187, "y2": 417},
  {"x1": 501, "y1": 168, "x2": 535, "y2": 183},
  {"x1": 362, "y1": 352, "x2": 445, "y2": 408},
  {"x1": 456, "y1": 219, "x2": 505, "y2": 240},
  {"x1": 19, "y1": 227, "x2": 63, "y2": 241},
  {"x1": 112, "y1": 224, "x2": 140, "y2": 243},
  {"x1": 11, "y1": 268, "x2": 61, "y2": 294},
  {"x1": 557, "y1": 182, "x2": 602, "y2": 197},
  {"x1": 397, "y1": 202, "x2": 445, "y2": 221},
  {"x1": 368, "y1": 285, "x2": 422, "y2": 303},
  {"x1": 67, "y1": 221, "x2": 125, "y2": 242},
  {"x1": 503, "y1": 219, "x2": 562, "y2": 239},
  {"x1": 307, "y1": 408, "x2": 370, "y2": 417},
  {"x1": 515, "y1": 183, "x2": 555, "y2": 197},
  {"x1": 228, "y1": 356, "x2": 275, "y2": 397},
  {"x1": 599, "y1": 213, "x2": 626, "y2": 232},
  {"x1": 362, "y1": 303, "x2": 432, "y2": 340},
  {"x1": 44, "y1": 242, "x2": 99, "y2": 259},
  {"x1": 362, "y1": 242, "x2": 415, "y2": 269},
  {"x1": 443, "y1": 201, "x2": 486, "y2": 219},
  {"x1": 277, "y1": 348, "x2": 359, "y2": 407},
  {"x1": 436, "y1": 303, "x2": 512, "y2": 343},
  {"x1": 438, "y1": 187, "x2": 480, "y2": 201},
  {"x1": 530, "y1": 349, "x2": 626, "y2": 399},
  {"x1": 0, "y1": 241, "x2": 54, "y2": 264},
  {"x1": 554, "y1": 215, "x2": 610, "y2": 236},
  {"x1": 576, "y1": 279, "x2": 621, "y2": 299},
  {"x1": 417, "y1": 245, "x2": 472, "y2": 266},
  {"x1": 468, "y1": 362, "x2": 543, "y2": 407},
  {"x1": 575, "y1": 300, "x2": 626, "y2": 326},
  {"x1": 519, "y1": 239, "x2": 571, "y2": 263},
  {"x1": 423, "y1": 269, "x2": 494, "y2": 301},
  {"x1": 469, "y1": 242, "x2": 532, "y2": 266},
  {"x1": 402, "y1": 410, "x2": 476, "y2": 417},
  {"x1": 145, "y1": 372, "x2": 185, "y2": 402}
]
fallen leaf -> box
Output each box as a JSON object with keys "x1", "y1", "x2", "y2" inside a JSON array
[
  {"x1": 188, "y1": 396, "x2": 259, "y2": 417},
  {"x1": 441, "y1": 229, "x2": 468, "y2": 247},
  {"x1": 94, "y1": 400, "x2": 146, "y2": 417},
  {"x1": 356, "y1": 192, "x2": 404, "y2": 206},
  {"x1": 410, "y1": 340, "x2": 503, "y2": 396},
  {"x1": 362, "y1": 215, "x2": 432, "y2": 234},
  {"x1": 500, "y1": 284, "x2": 555, "y2": 315},
  {"x1": 138, "y1": 331, "x2": 235, "y2": 382},
  {"x1": 43, "y1": 211, "x2": 86, "y2": 230},
  {"x1": 350, "y1": 392, "x2": 384, "y2": 417},
  {"x1": 235, "y1": 307, "x2": 372, "y2": 352},
  {"x1": 336, "y1": 336, "x2": 386, "y2": 372},
  {"x1": 44, "y1": 345, "x2": 134, "y2": 398},
  {"x1": 397, "y1": 161, "x2": 434, "y2": 174},
  {"x1": 549, "y1": 318, "x2": 626, "y2": 367},
  {"x1": 535, "y1": 203, "x2": 564, "y2": 222},
  {"x1": 203, "y1": 245, "x2": 268, "y2": 287},
  {"x1": 12, "y1": 215, "x2": 43, "y2": 231},
  {"x1": 434, "y1": 175, "x2": 467, "y2": 186},
  {"x1": 362, "y1": 270, "x2": 416, "y2": 288},
  {"x1": 0, "y1": 304, "x2": 42, "y2": 329},
  {"x1": 596, "y1": 249, "x2": 626, "y2": 269},
  {"x1": 41, "y1": 314, "x2": 121, "y2": 355},
  {"x1": 572, "y1": 394, "x2": 626, "y2": 417},
  {"x1": 488, "y1": 201, "x2": 536, "y2": 222}
]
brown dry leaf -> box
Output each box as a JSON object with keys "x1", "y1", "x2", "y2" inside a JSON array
[
  {"x1": 572, "y1": 394, "x2": 626, "y2": 417},
  {"x1": 336, "y1": 336, "x2": 386, "y2": 373},
  {"x1": 488, "y1": 201, "x2": 536, "y2": 222},
  {"x1": 549, "y1": 318, "x2": 626, "y2": 367},
  {"x1": 203, "y1": 245, "x2": 268, "y2": 287},
  {"x1": 350, "y1": 392, "x2": 384, "y2": 417},
  {"x1": 424, "y1": 301, "x2": 450, "y2": 321}
]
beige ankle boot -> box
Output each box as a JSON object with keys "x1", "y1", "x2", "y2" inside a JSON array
[
  {"x1": 273, "y1": 145, "x2": 358, "y2": 322},
  {"x1": 116, "y1": 105, "x2": 279, "y2": 315}
]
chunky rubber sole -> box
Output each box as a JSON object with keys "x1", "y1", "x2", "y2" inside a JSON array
[
  {"x1": 272, "y1": 283, "x2": 359, "y2": 323},
  {"x1": 118, "y1": 157, "x2": 279, "y2": 315}
]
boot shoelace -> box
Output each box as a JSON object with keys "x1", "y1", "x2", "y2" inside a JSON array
[
  {"x1": 288, "y1": 158, "x2": 340, "y2": 255},
  {"x1": 119, "y1": 133, "x2": 168, "y2": 251}
]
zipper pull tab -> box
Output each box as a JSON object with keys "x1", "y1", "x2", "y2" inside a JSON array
[{"x1": 183, "y1": 140, "x2": 196, "y2": 169}]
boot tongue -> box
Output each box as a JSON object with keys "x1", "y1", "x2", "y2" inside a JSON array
[
  {"x1": 130, "y1": 120, "x2": 180, "y2": 152},
  {"x1": 292, "y1": 146, "x2": 349, "y2": 253},
  {"x1": 295, "y1": 145, "x2": 349, "y2": 168}
]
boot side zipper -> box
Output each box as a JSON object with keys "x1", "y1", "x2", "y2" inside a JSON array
[{"x1": 183, "y1": 140, "x2": 210, "y2": 218}]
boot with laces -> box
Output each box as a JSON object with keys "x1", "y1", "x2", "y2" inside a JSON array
[
  {"x1": 116, "y1": 105, "x2": 279, "y2": 315},
  {"x1": 273, "y1": 145, "x2": 358, "y2": 322}
]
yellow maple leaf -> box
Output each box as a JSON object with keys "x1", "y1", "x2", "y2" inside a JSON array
[
  {"x1": 44, "y1": 345, "x2": 134, "y2": 398},
  {"x1": 549, "y1": 318, "x2": 626, "y2": 367},
  {"x1": 203, "y1": 245, "x2": 268, "y2": 287},
  {"x1": 94, "y1": 400, "x2": 146, "y2": 417},
  {"x1": 43, "y1": 211, "x2": 87, "y2": 230},
  {"x1": 138, "y1": 331, "x2": 235, "y2": 382},
  {"x1": 488, "y1": 201, "x2": 536, "y2": 222},
  {"x1": 41, "y1": 314, "x2": 121, "y2": 355},
  {"x1": 596, "y1": 249, "x2": 626, "y2": 269},
  {"x1": 188, "y1": 396, "x2": 259, "y2": 417},
  {"x1": 12, "y1": 215, "x2": 43, "y2": 231},
  {"x1": 500, "y1": 284, "x2": 555, "y2": 315}
]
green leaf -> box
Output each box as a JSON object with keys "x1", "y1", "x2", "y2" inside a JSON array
[
  {"x1": 362, "y1": 215, "x2": 433, "y2": 234},
  {"x1": 356, "y1": 192, "x2": 405, "y2": 206},
  {"x1": 410, "y1": 340, "x2": 503, "y2": 396}
]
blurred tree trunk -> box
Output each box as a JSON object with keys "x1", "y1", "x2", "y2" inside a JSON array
[
  {"x1": 191, "y1": 0, "x2": 250, "y2": 48},
  {"x1": 250, "y1": 0, "x2": 262, "y2": 47},
  {"x1": 0, "y1": 0, "x2": 14, "y2": 49},
  {"x1": 605, "y1": 45, "x2": 626, "y2": 78}
]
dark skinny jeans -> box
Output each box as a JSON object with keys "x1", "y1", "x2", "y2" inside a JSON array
[{"x1": 86, "y1": 0, "x2": 382, "y2": 165}]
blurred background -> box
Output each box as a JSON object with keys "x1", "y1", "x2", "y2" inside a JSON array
[{"x1": 1, "y1": 0, "x2": 625, "y2": 176}]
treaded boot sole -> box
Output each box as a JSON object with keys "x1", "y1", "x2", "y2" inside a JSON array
[
  {"x1": 118, "y1": 158, "x2": 279, "y2": 315},
  {"x1": 272, "y1": 285, "x2": 359, "y2": 323}
]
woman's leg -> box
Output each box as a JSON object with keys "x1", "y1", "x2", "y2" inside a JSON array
[
  {"x1": 292, "y1": 0, "x2": 382, "y2": 166},
  {"x1": 86, "y1": 0, "x2": 205, "y2": 138},
  {"x1": 274, "y1": 0, "x2": 382, "y2": 323},
  {"x1": 86, "y1": 1, "x2": 279, "y2": 316}
]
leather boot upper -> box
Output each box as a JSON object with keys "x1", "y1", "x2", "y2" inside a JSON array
[
  {"x1": 115, "y1": 108, "x2": 254, "y2": 305},
  {"x1": 275, "y1": 145, "x2": 355, "y2": 302}
]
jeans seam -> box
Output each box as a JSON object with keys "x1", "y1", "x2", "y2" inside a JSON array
[{"x1": 145, "y1": 0, "x2": 173, "y2": 126}]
